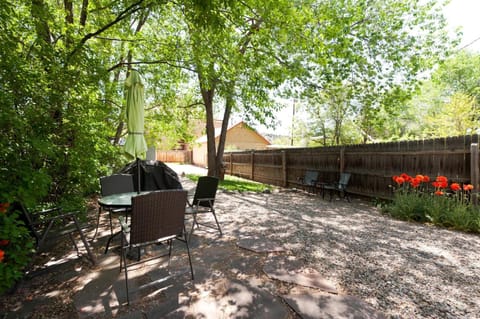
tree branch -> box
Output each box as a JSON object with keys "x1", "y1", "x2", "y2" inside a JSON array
[
  {"x1": 68, "y1": 0, "x2": 146, "y2": 60},
  {"x1": 107, "y1": 59, "x2": 196, "y2": 72}
]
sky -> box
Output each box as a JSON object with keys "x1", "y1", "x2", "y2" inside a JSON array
[
  {"x1": 255, "y1": 0, "x2": 480, "y2": 136},
  {"x1": 444, "y1": 0, "x2": 480, "y2": 52}
]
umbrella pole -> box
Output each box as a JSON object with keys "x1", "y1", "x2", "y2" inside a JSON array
[{"x1": 136, "y1": 157, "x2": 141, "y2": 194}]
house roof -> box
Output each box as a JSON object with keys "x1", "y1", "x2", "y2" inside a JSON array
[{"x1": 195, "y1": 121, "x2": 271, "y2": 145}]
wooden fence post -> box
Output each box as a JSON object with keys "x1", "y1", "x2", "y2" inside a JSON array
[
  {"x1": 229, "y1": 153, "x2": 233, "y2": 174},
  {"x1": 339, "y1": 147, "x2": 345, "y2": 173},
  {"x1": 251, "y1": 151, "x2": 255, "y2": 180},
  {"x1": 471, "y1": 143, "x2": 479, "y2": 205},
  {"x1": 282, "y1": 151, "x2": 287, "y2": 187}
]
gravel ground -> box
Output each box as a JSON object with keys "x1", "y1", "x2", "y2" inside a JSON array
[
  {"x1": 3, "y1": 164, "x2": 479, "y2": 318},
  {"x1": 171, "y1": 164, "x2": 480, "y2": 319}
]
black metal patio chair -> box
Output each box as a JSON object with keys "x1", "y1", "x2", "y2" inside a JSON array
[
  {"x1": 15, "y1": 202, "x2": 96, "y2": 265},
  {"x1": 298, "y1": 170, "x2": 319, "y2": 194},
  {"x1": 185, "y1": 176, "x2": 221, "y2": 241},
  {"x1": 95, "y1": 174, "x2": 135, "y2": 237},
  {"x1": 320, "y1": 172, "x2": 351, "y2": 202}
]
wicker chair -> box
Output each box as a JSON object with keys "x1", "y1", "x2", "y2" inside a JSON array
[
  {"x1": 185, "y1": 176, "x2": 221, "y2": 240},
  {"x1": 120, "y1": 189, "x2": 193, "y2": 305},
  {"x1": 95, "y1": 174, "x2": 135, "y2": 237}
]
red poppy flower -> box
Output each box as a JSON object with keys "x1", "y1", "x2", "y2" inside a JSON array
[
  {"x1": 400, "y1": 173, "x2": 412, "y2": 182},
  {"x1": 450, "y1": 183, "x2": 461, "y2": 191},
  {"x1": 423, "y1": 175, "x2": 430, "y2": 182},
  {"x1": 436, "y1": 176, "x2": 448, "y2": 183},
  {"x1": 415, "y1": 175, "x2": 424, "y2": 181},
  {"x1": 410, "y1": 177, "x2": 422, "y2": 188},
  {"x1": 463, "y1": 184, "x2": 474, "y2": 191},
  {"x1": 0, "y1": 249, "x2": 4, "y2": 263},
  {"x1": 395, "y1": 176, "x2": 405, "y2": 185},
  {"x1": 435, "y1": 191, "x2": 444, "y2": 196},
  {"x1": 0, "y1": 203, "x2": 9, "y2": 214}
]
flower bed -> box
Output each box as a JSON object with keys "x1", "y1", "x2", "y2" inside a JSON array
[{"x1": 383, "y1": 174, "x2": 480, "y2": 233}]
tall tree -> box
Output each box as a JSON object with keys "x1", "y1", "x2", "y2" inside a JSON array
[
  {"x1": 179, "y1": 0, "x2": 307, "y2": 176},
  {"x1": 300, "y1": 0, "x2": 456, "y2": 145},
  {"x1": 409, "y1": 51, "x2": 480, "y2": 138},
  {"x1": 1, "y1": 0, "x2": 149, "y2": 207}
]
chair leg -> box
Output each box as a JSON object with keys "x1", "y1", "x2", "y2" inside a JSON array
[
  {"x1": 38, "y1": 220, "x2": 55, "y2": 249},
  {"x1": 122, "y1": 249, "x2": 130, "y2": 305},
  {"x1": 180, "y1": 225, "x2": 194, "y2": 280},
  {"x1": 167, "y1": 239, "x2": 173, "y2": 269},
  {"x1": 120, "y1": 234, "x2": 130, "y2": 305},
  {"x1": 210, "y1": 208, "x2": 222, "y2": 236},
  {"x1": 93, "y1": 207, "x2": 102, "y2": 239},
  {"x1": 183, "y1": 233, "x2": 194, "y2": 280},
  {"x1": 68, "y1": 232, "x2": 80, "y2": 254},
  {"x1": 188, "y1": 213, "x2": 198, "y2": 242},
  {"x1": 109, "y1": 211, "x2": 114, "y2": 236},
  {"x1": 72, "y1": 215, "x2": 96, "y2": 265}
]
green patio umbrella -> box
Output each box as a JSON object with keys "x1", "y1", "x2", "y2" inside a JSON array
[{"x1": 124, "y1": 70, "x2": 148, "y2": 191}]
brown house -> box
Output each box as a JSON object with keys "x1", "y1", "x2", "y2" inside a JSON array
[{"x1": 192, "y1": 121, "x2": 271, "y2": 167}]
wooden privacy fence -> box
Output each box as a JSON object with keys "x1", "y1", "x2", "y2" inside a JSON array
[
  {"x1": 156, "y1": 150, "x2": 192, "y2": 164},
  {"x1": 223, "y1": 135, "x2": 480, "y2": 200}
]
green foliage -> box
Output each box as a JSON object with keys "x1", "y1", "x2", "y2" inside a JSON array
[
  {"x1": 383, "y1": 174, "x2": 480, "y2": 233},
  {"x1": 0, "y1": 204, "x2": 35, "y2": 294},
  {"x1": 0, "y1": 0, "x2": 128, "y2": 209},
  {"x1": 186, "y1": 174, "x2": 272, "y2": 193},
  {"x1": 384, "y1": 192, "x2": 480, "y2": 233},
  {"x1": 407, "y1": 51, "x2": 480, "y2": 139},
  {"x1": 301, "y1": 0, "x2": 456, "y2": 145}
]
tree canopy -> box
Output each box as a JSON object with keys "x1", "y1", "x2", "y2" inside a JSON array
[{"x1": 0, "y1": 0, "x2": 458, "y2": 207}]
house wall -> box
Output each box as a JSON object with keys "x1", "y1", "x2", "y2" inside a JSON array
[
  {"x1": 192, "y1": 143, "x2": 208, "y2": 167},
  {"x1": 192, "y1": 124, "x2": 270, "y2": 167},
  {"x1": 224, "y1": 124, "x2": 270, "y2": 151}
]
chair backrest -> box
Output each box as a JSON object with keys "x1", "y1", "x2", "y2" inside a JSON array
[
  {"x1": 192, "y1": 176, "x2": 218, "y2": 207},
  {"x1": 11, "y1": 202, "x2": 40, "y2": 241},
  {"x1": 193, "y1": 176, "x2": 219, "y2": 208},
  {"x1": 129, "y1": 190, "x2": 188, "y2": 245},
  {"x1": 338, "y1": 173, "x2": 351, "y2": 189},
  {"x1": 100, "y1": 174, "x2": 135, "y2": 196},
  {"x1": 304, "y1": 170, "x2": 319, "y2": 186}
]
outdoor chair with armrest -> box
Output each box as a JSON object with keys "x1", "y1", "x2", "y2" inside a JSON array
[
  {"x1": 120, "y1": 189, "x2": 194, "y2": 305},
  {"x1": 319, "y1": 172, "x2": 351, "y2": 202},
  {"x1": 95, "y1": 174, "x2": 135, "y2": 237},
  {"x1": 15, "y1": 202, "x2": 96, "y2": 265},
  {"x1": 185, "y1": 176, "x2": 221, "y2": 241},
  {"x1": 297, "y1": 170, "x2": 319, "y2": 194}
]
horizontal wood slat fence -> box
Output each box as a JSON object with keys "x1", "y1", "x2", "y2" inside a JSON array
[
  {"x1": 156, "y1": 150, "x2": 192, "y2": 164},
  {"x1": 223, "y1": 135, "x2": 480, "y2": 201}
]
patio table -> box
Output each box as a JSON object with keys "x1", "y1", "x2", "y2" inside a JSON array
[{"x1": 99, "y1": 191, "x2": 150, "y2": 253}]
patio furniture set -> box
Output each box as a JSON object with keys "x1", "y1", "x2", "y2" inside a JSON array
[{"x1": 18, "y1": 172, "x2": 222, "y2": 305}]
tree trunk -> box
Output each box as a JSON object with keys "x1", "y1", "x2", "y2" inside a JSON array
[
  {"x1": 215, "y1": 88, "x2": 234, "y2": 179},
  {"x1": 200, "y1": 84, "x2": 217, "y2": 177}
]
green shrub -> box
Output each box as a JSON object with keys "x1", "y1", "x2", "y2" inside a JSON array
[
  {"x1": 0, "y1": 203, "x2": 35, "y2": 294},
  {"x1": 383, "y1": 173, "x2": 480, "y2": 233}
]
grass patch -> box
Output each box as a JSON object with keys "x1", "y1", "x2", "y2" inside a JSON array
[{"x1": 186, "y1": 174, "x2": 273, "y2": 192}]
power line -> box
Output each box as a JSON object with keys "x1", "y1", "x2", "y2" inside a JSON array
[{"x1": 458, "y1": 35, "x2": 480, "y2": 51}]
